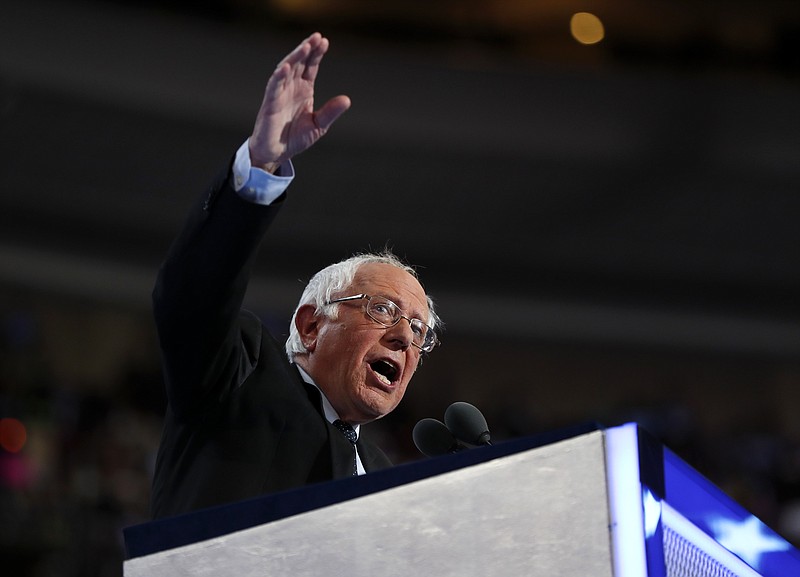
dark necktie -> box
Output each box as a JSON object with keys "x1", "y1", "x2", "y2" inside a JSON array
[{"x1": 333, "y1": 419, "x2": 358, "y2": 476}]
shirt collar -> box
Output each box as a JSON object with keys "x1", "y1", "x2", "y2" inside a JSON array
[{"x1": 295, "y1": 364, "x2": 360, "y2": 438}]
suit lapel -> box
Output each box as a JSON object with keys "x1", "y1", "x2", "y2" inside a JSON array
[
  {"x1": 296, "y1": 371, "x2": 358, "y2": 479},
  {"x1": 357, "y1": 437, "x2": 391, "y2": 472}
]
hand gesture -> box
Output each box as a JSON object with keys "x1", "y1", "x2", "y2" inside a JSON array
[{"x1": 249, "y1": 33, "x2": 351, "y2": 173}]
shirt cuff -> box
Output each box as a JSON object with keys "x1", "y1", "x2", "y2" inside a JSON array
[{"x1": 232, "y1": 138, "x2": 295, "y2": 205}]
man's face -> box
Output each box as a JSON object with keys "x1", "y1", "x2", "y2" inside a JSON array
[{"x1": 296, "y1": 263, "x2": 430, "y2": 424}]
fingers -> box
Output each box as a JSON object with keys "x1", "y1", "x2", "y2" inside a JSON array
[
  {"x1": 274, "y1": 32, "x2": 328, "y2": 83},
  {"x1": 250, "y1": 33, "x2": 347, "y2": 165},
  {"x1": 261, "y1": 33, "x2": 334, "y2": 114},
  {"x1": 264, "y1": 61, "x2": 289, "y2": 100},
  {"x1": 302, "y1": 36, "x2": 329, "y2": 82},
  {"x1": 275, "y1": 32, "x2": 320, "y2": 71}
]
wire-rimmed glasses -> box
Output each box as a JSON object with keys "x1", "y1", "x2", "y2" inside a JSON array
[{"x1": 325, "y1": 293, "x2": 440, "y2": 353}]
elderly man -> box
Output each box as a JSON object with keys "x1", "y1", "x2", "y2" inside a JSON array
[{"x1": 150, "y1": 33, "x2": 441, "y2": 519}]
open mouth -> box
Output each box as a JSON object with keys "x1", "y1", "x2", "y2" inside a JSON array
[{"x1": 370, "y1": 359, "x2": 399, "y2": 386}]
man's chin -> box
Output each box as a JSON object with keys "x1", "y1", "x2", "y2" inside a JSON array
[{"x1": 352, "y1": 393, "x2": 399, "y2": 423}]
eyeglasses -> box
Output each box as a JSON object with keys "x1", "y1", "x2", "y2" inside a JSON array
[{"x1": 325, "y1": 294, "x2": 440, "y2": 353}]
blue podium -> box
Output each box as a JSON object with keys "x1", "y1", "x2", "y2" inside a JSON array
[{"x1": 123, "y1": 423, "x2": 800, "y2": 576}]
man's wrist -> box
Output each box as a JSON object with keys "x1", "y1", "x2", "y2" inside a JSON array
[
  {"x1": 232, "y1": 139, "x2": 294, "y2": 205},
  {"x1": 256, "y1": 161, "x2": 281, "y2": 174}
]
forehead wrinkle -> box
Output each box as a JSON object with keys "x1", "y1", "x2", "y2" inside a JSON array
[{"x1": 353, "y1": 265, "x2": 429, "y2": 323}]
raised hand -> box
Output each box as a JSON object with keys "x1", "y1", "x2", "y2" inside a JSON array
[{"x1": 248, "y1": 33, "x2": 351, "y2": 173}]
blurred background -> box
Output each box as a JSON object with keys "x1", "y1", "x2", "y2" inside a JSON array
[{"x1": 1, "y1": 0, "x2": 799, "y2": 574}]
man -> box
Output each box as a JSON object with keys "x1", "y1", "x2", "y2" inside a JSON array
[{"x1": 150, "y1": 33, "x2": 441, "y2": 519}]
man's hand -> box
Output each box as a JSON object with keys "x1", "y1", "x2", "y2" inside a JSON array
[{"x1": 248, "y1": 33, "x2": 351, "y2": 173}]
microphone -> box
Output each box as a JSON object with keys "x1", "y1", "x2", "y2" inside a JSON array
[
  {"x1": 412, "y1": 418, "x2": 463, "y2": 457},
  {"x1": 444, "y1": 402, "x2": 492, "y2": 446}
]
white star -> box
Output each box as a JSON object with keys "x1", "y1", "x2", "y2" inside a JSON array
[
  {"x1": 643, "y1": 488, "x2": 662, "y2": 539},
  {"x1": 709, "y1": 514, "x2": 791, "y2": 568}
]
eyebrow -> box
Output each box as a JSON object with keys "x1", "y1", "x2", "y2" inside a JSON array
[{"x1": 377, "y1": 293, "x2": 428, "y2": 323}]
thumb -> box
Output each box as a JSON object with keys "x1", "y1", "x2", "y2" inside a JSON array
[{"x1": 314, "y1": 95, "x2": 351, "y2": 131}]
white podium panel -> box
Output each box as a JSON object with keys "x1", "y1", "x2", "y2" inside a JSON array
[
  {"x1": 124, "y1": 423, "x2": 800, "y2": 577},
  {"x1": 125, "y1": 430, "x2": 613, "y2": 577}
]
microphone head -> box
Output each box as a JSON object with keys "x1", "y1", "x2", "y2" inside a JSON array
[
  {"x1": 413, "y1": 418, "x2": 460, "y2": 457},
  {"x1": 444, "y1": 402, "x2": 491, "y2": 446}
]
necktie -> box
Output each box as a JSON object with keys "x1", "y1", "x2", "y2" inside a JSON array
[{"x1": 333, "y1": 419, "x2": 358, "y2": 476}]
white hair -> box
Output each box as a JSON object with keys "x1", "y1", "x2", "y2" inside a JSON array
[{"x1": 285, "y1": 251, "x2": 441, "y2": 361}]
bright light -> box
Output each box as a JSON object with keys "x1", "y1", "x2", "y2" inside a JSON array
[
  {"x1": 605, "y1": 424, "x2": 648, "y2": 577},
  {"x1": 571, "y1": 12, "x2": 605, "y2": 45},
  {"x1": 0, "y1": 418, "x2": 27, "y2": 453}
]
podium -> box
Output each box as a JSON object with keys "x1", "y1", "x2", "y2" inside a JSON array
[{"x1": 123, "y1": 423, "x2": 800, "y2": 576}]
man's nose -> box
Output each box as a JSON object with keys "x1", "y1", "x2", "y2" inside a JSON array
[{"x1": 383, "y1": 319, "x2": 414, "y2": 350}]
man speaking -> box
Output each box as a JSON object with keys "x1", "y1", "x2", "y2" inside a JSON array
[{"x1": 150, "y1": 33, "x2": 442, "y2": 519}]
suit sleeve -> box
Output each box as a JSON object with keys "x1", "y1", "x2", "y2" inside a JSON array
[{"x1": 152, "y1": 165, "x2": 285, "y2": 420}]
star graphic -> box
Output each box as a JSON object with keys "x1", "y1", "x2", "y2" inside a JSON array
[
  {"x1": 709, "y1": 514, "x2": 791, "y2": 568},
  {"x1": 643, "y1": 488, "x2": 662, "y2": 539}
]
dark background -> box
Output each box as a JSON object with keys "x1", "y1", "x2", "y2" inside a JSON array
[{"x1": 1, "y1": 0, "x2": 799, "y2": 574}]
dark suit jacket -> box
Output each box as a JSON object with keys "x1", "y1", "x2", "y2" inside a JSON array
[{"x1": 150, "y1": 167, "x2": 391, "y2": 519}]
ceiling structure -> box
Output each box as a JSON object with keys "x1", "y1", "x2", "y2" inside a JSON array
[{"x1": 1, "y1": 0, "x2": 799, "y2": 358}]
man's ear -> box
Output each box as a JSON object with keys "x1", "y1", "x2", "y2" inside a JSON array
[{"x1": 294, "y1": 304, "x2": 321, "y2": 352}]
